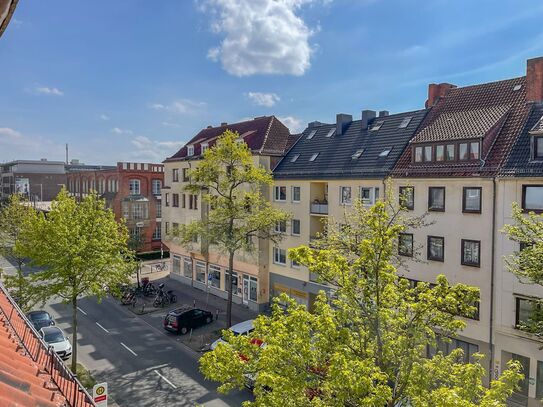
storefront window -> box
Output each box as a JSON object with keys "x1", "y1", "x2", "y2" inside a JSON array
[
  {"x1": 209, "y1": 264, "x2": 221, "y2": 289},
  {"x1": 172, "y1": 255, "x2": 181, "y2": 275},
  {"x1": 183, "y1": 257, "x2": 192, "y2": 279},
  {"x1": 249, "y1": 276, "x2": 258, "y2": 302},
  {"x1": 195, "y1": 261, "x2": 206, "y2": 283},
  {"x1": 226, "y1": 270, "x2": 239, "y2": 296}
]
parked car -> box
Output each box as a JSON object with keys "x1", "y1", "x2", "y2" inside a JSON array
[
  {"x1": 39, "y1": 326, "x2": 72, "y2": 359},
  {"x1": 163, "y1": 305, "x2": 213, "y2": 335},
  {"x1": 27, "y1": 310, "x2": 55, "y2": 331},
  {"x1": 211, "y1": 319, "x2": 255, "y2": 350}
]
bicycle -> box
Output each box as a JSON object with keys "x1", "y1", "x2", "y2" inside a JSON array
[{"x1": 154, "y1": 262, "x2": 168, "y2": 272}]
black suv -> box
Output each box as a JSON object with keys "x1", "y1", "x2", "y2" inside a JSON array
[
  {"x1": 27, "y1": 310, "x2": 55, "y2": 331},
  {"x1": 163, "y1": 306, "x2": 213, "y2": 335}
]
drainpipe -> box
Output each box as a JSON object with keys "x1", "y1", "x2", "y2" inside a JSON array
[{"x1": 489, "y1": 177, "x2": 497, "y2": 382}]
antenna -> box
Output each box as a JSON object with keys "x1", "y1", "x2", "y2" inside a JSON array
[{"x1": 65, "y1": 143, "x2": 69, "y2": 164}]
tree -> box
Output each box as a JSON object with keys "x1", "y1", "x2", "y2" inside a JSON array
[
  {"x1": 17, "y1": 189, "x2": 135, "y2": 372},
  {"x1": 171, "y1": 130, "x2": 290, "y2": 327},
  {"x1": 502, "y1": 202, "x2": 543, "y2": 337},
  {"x1": 0, "y1": 194, "x2": 39, "y2": 311},
  {"x1": 200, "y1": 195, "x2": 521, "y2": 406}
]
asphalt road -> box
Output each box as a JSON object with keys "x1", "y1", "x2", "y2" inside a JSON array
[{"x1": 45, "y1": 295, "x2": 251, "y2": 407}]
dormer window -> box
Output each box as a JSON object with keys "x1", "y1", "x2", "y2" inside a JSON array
[
  {"x1": 291, "y1": 154, "x2": 300, "y2": 163},
  {"x1": 352, "y1": 149, "x2": 364, "y2": 159},
  {"x1": 413, "y1": 141, "x2": 478, "y2": 164},
  {"x1": 399, "y1": 117, "x2": 412, "y2": 128},
  {"x1": 187, "y1": 145, "x2": 194, "y2": 156},
  {"x1": 201, "y1": 143, "x2": 209, "y2": 154},
  {"x1": 379, "y1": 147, "x2": 392, "y2": 157},
  {"x1": 307, "y1": 130, "x2": 317, "y2": 140},
  {"x1": 309, "y1": 153, "x2": 319, "y2": 162},
  {"x1": 535, "y1": 137, "x2": 543, "y2": 160},
  {"x1": 371, "y1": 121, "x2": 384, "y2": 131},
  {"x1": 325, "y1": 128, "x2": 335, "y2": 138}
]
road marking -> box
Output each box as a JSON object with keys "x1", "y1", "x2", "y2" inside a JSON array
[
  {"x1": 77, "y1": 307, "x2": 87, "y2": 315},
  {"x1": 120, "y1": 342, "x2": 138, "y2": 357},
  {"x1": 154, "y1": 370, "x2": 177, "y2": 389},
  {"x1": 95, "y1": 322, "x2": 110, "y2": 333}
]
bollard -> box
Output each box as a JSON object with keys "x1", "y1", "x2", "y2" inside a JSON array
[
  {"x1": 215, "y1": 309, "x2": 219, "y2": 321},
  {"x1": 193, "y1": 300, "x2": 196, "y2": 308}
]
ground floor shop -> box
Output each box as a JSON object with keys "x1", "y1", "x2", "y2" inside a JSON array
[{"x1": 269, "y1": 272, "x2": 331, "y2": 311}]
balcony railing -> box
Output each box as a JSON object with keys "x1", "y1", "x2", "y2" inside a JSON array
[{"x1": 310, "y1": 202, "x2": 328, "y2": 215}]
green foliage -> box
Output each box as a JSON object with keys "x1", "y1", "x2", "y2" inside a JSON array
[
  {"x1": 200, "y1": 193, "x2": 521, "y2": 406},
  {"x1": 16, "y1": 189, "x2": 135, "y2": 370}
]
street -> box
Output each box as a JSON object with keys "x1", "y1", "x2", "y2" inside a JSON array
[{"x1": 45, "y1": 295, "x2": 252, "y2": 407}]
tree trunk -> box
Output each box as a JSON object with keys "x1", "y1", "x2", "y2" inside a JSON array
[
  {"x1": 226, "y1": 251, "x2": 235, "y2": 328},
  {"x1": 71, "y1": 296, "x2": 78, "y2": 373}
]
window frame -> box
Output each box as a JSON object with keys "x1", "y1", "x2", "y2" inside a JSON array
[
  {"x1": 182, "y1": 168, "x2": 190, "y2": 182},
  {"x1": 461, "y1": 239, "x2": 481, "y2": 267},
  {"x1": 427, "y1": 235, "x2": 445, "y2": 262},
  {"x1": 399, "y1": 186, "x2": 414, "y2": 210},
  {"x1": 172, "y1": 169, "x2": 179, "y2": 182},
  {"x1": 398, "y1": 233, "x2": 414, "y2": 257},
  {"x1": 129, "y1": 179, "x2": 141, "y2": 195},
  {"x1": 273, "y1": 247, "x2": 287, "y2": 265},
  {"x1": 340, "y1": 186, "x2": 352, "y2": 205},
  {"x1": 522, "y1": 185, "x2": 543, "y2": 213},
  {"x1": 172, "y1": 193, "x2": 179, "y2": 208},
  {"x1": 152, "y1": 179, "x2": 162, "y2": 195},
  {"x1": 187, "y1": 145, "x2": 194, "y2": 156},
  {"x1": 291, "y1": 219, "x2": 301, "y2": 236},
  {"x1": 428, "y1": 187, "x2": 446, "y2": 212},
  {"x1": 274, "y1": 186, "x2": 287, "y2": 202},
  {"x1": 534, "y1": 136, "x2": 543, "y2": 160},
  {"x1": 292, "y1": 186, "x2": 301, "y2": 203},
  {"x1": 462, "y1": 186, "x2": 482, "y2": 213}
]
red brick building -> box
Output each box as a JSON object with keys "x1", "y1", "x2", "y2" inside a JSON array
[{"x1": 66, "y1": 162, "x2": 164, "y2": 253}]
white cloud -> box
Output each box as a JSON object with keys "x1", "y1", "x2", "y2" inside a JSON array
[
  {"x1": 129, "y1": 136, "x2": 184, "y2": 162},
  {"x1": 100, "y1": 114, "x2": 110, "y2": 121},
  {"x1": 277, "y1": 116, "x2": 305, "y2": 133},
  {"x1": 0, "y1": 127, "x2": 23, "y2": 140},
  {"x1": 111, "y1": 127, "x2": 133, "y2": 135},
  {"x1": 247, "y1": 92, "x2": 280, "y2": 107},
  {"x1": 201, "y1": 0, "x2": 321, "y2": 76},
  {"x1": 0, "y1": 127, "x2": 65, "y2": 162},
  {"x1": 35, "y1": 86, "x2": 64, "y2": 96},
  {"x1": 149, "y1": 99, "x2": 206, "y2": 114}
]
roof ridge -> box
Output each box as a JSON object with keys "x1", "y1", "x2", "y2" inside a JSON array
[{"x1": 448, "y1": 76, "x2": 525, "y2": 93}]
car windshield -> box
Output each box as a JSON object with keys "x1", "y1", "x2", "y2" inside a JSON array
[
  {"x1": 44, "y1": 331, "x2": 64, "y2": 343},
  {"x1": 31, "y1": 313, "x2": 50, "y2": 321}
]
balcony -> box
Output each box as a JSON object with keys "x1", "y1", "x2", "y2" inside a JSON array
[{"x1": 310, "y1": 201, "x2": 328, "y2": 215}]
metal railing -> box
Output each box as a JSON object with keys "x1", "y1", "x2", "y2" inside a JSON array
[
  {"x1": 0, "y1": 283, "x2": 95, "y2": 407},
  {"x1": 310, "y1": 202, "x2": 328, "y2": 214}
]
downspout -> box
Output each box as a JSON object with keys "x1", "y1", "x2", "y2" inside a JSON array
[{"x1": 489, "y1": 176, "x2": 497, "y2": 382}]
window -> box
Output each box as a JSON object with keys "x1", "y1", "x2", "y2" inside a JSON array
[
  {"x1": 291, "y1": 154, "x2": 300, "y2": 163},
  {"x1": 371, "y1": 120, "x2": 384, "y2": 131},
  {"x1": 428, "y1": 187, "x2": 445, "y2": 211},
  {"x1": 172, "y1": 193, "x2": 179, "y2": 207},
  {"x1": 292, "y1": 219, "x2": 301, "y2": 236},
  {"x1": 461, "y1": 239, "x2": 480, "y2": 267},
  {"x1": 249, "y1": 276, "x2": 258, "y2": 302},
  {"x1": 325, "y1": 128, "x2": 335, "y2": 138},
  {"x1": 201, "y1": 143, "x2": 209, "y2": 154},
  {"x1": 129, "y1": 179, "x2": 140, "y2": 195},
  {"x1": 428, "y1": 236, "x2": 444, "y2": 261},
  {"x1": 537, "y1": 360, "x2": 543, "y2": 399},
  {"x1": 152, "y1": 223, "x2": 161, "y2": 240},
  {"x1": 165, "y1": 193, "x2": 170, "y2": 207},
  {"x1": 152, "y1": 179, "x2": 161, "y2": 195},
  {"x1": 459, "y1": 143, "x2": 468, "y2": 160},
  {"x1": 399, "y1": 116, "x2": 412, "y2": 128},
  {"x1": 446, "y1": 144, "x2": 455, "y2": 161},
  {"x1": 225, "y1": 270, "x2": 239, "y2": 295},
  {"x1": 424, "y1": 146, "x2": 432, "y2": 162},
  {"x1": 209, "y1": 264, "x2": 221, "y2": 289},
  {"x1": 511, "y1": 353, "x2": 530, "y2": 405},
  {"x1": 522, "y1": 185, "x2": 543, "y2": 212},
  {"x1": 352, "y1": 149, "x2": 364, "y2": 159},
  {"x1": 131, "y1": 202, "x2": 148, "y2": 220},
  {"x1": 307, "y1": 130, "x2": 317, "y2": 139},
  {"x1": 187, "y1": 145, "x2": 194, "y2": 156},
  {"x1": 463, "y1": 187, "x2": 482, "y2": 213},
  {"x1": 189, "y1": 194, "x2": 198, "y2": 210},
  {"x1": 273, "y1": 247, "x2": 287, "y2": 265},
  {"x1": 195, "y1": 261, "x2": 206, "y2": 283},
  {"x1": 516, "y1": 297, "x2": 539, "y2": 329},
  {"x1": 165, "y1": 222, "x2": 169, "y2": 235},
  {"x1": 360, "y1": 187, "x2": 379, "y2": 206},
  {"x1": 292, "y1": 186, "x2": 301, "y2": 202},
  {"x1": 535, "y1": 137, "x2": 543, "y2": 160},
  {"x1": 183, "y1": 257, "x2": 192, "y2": 278},
  {"x1": 428, "y1": 337, "x2": 479, "y2": 364},
  {"x1": 156, "y1": 201, "x2": 161, "y2": 218},
  {"x1": 435, "y1": 145, "x2": 444, "y2": 161},
  {"x1": 172, "y1": 255, "x2": 181, "y2": 275},
  {"x1": 415, "y1": 146, "x2": 423, "y2": 162},
  {"x1": 379, "y1": 147, "x2": 392, "y2": 157},
  {"x1": 340, "y1": 186, "x2": 352, "y2": 205},
  {"x1": 172, "y1": 169, "x2": 179, "y2": 182},
  {"x1": 182, "y1": 193, "x2": 186, "y2": 208},
  {"x1": 172, "y1": 222, "x2": 179, "y2": 232},
  {"x1": 399, "y1": 186, "x2": 414, "y2": 210},
  {"x1": 470, "y1": 142, "x2": 480, "y2": 160},
  {"x1": 291, "y1": 259, "x2": 300, "y2": 269},
  {"x1": 274, "y1": 186, "x2": 287, "y2": 202},
  {"x1": 275, "y1": 220, "x2": 287, "y2": 233},
  {"x1": 182, "y1": 168, "x2": 190, "y2": 182},
  {"x1": 398, "y1": 233, "x2": 413, "y2": 257},
  {"x1": 309, "y1": 153, "x2": 319, "y2": 161},
  {"x1": 122, "y1": 202, "x2": 129, "y2": 218}
]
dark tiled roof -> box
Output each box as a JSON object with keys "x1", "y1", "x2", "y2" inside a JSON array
[
  {"x1": 273, "y1": 110, "x2": 427, "y2": 180},
  {"x1": 393, "y1": 77, "x2": 532, "y2": 177},
  {"x1": 164, "y1": 116, "x2": 291, "y2": 162},
  {"x1": 501, "y1": 103, "x2": 543, "y2": 176}
]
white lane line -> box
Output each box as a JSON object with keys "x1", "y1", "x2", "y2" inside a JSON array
[
  {"x1": 95, "y1": 322, "x2": 110, "y2": 333},
  {"x1": 120, "y1": 342, "x2": 138, "y2": 357},
  {"x1": 154, "y1": 370, "x2": 177, "y2": 389},
  {"x1": 77, "y1": 307, "x2": 87, "y2": 315}
]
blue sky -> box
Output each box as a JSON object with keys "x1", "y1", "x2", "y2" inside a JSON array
[{"x1": 1, "y1": 0, "x2": 543, "y2": 164}]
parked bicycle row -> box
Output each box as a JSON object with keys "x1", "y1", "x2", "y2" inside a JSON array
[{"x1": 117, "y1": 278, "x2": 177, "y2": 308}]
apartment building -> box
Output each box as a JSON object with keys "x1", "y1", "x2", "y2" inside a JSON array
[
  {"x1": 66, "y1": 162, "x2": 164, "y2": 254},
  {"x1": 162, "y1": 116, "x2": 294, "y2": 311},
  {"x1": 270, "y1": 109, "x2": 427, "y2": 309}
]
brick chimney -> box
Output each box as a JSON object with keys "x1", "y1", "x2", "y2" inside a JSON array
[
  {"x1": 425, "y1": 83, "x2": 456, "y2": 108},
  {"x1": 336, "y1": 113, "x2": 352, "y2": 136},
  {"x1": 527, "y1": 57, "x2": 543, "y2": 103},
  {"x1": 361, "y1": 110, "x2": 376, "y2": 130}
]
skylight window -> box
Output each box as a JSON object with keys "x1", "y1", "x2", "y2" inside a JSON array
[
  {"x1": 352, "y1": 149, "x2": 364, "y2": 159},
  {"x1": 371, "y1": 120, "x2": 384, "y2": 131},
  {"x1": 290, "y1": 154, "x2": 300, "y2": 163},
  {"x1": 513, "y1": 84, "x2": 522, "y2": 91},
  {"x1": 309, "y1": 153, "x2": 319, "y2": 162},
  {"x1": 307, "y1": 130, "x2": 317, "y2": 140},
  {"x1": 379, "y1": 147, "x2": 392, "y2": 157},
  {"x1": 399, "y1": 117, "x2": 412, "y2": 128},
  {"x1": 325, "y1": 128, "x2": 335, "y2": 138}
]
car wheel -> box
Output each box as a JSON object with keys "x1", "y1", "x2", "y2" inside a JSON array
[
  {"x1": 180, "y1": 326, "x2": 188, "y2": 335},
  {"x1": 205, "y1": 316, "x2": 212, "y2": 324}
]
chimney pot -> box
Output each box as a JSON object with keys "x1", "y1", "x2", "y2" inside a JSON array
[
  {"x1": 426, "y1": 83, "x2": 456, "y2": 108},
  {"x1": 336, "y1": 113, "x2": 353, "y2": 136},
  {"x1": 527, "y1": 57, "x2": 543, "y2": 103},
  {"x1": 308, "y1": 121, "x2": 323, "y2": 130},
  {"x1": 207, "y1": 125, "x2": 212, "y2": 129},
  {"x1": 379, "y1": 110, "x2": 389, "y2": 117},
  {"x1": 221, "y1": 122, "x2": 227, "y2": 126},
  {"x1": 361, "y1": 110, "x2": 377, "y2": 130}
]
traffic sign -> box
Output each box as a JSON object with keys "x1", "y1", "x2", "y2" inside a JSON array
[{"x1": 93, "y1": 382, "x2": 108, "y2": 406}]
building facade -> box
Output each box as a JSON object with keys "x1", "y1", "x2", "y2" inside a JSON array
[
  {"x1": 66, "y1": 162, "x2": 164, "y2": 254},
  {"x1": 162, "y1": 116, "x2": 294, "y2": 312}
]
